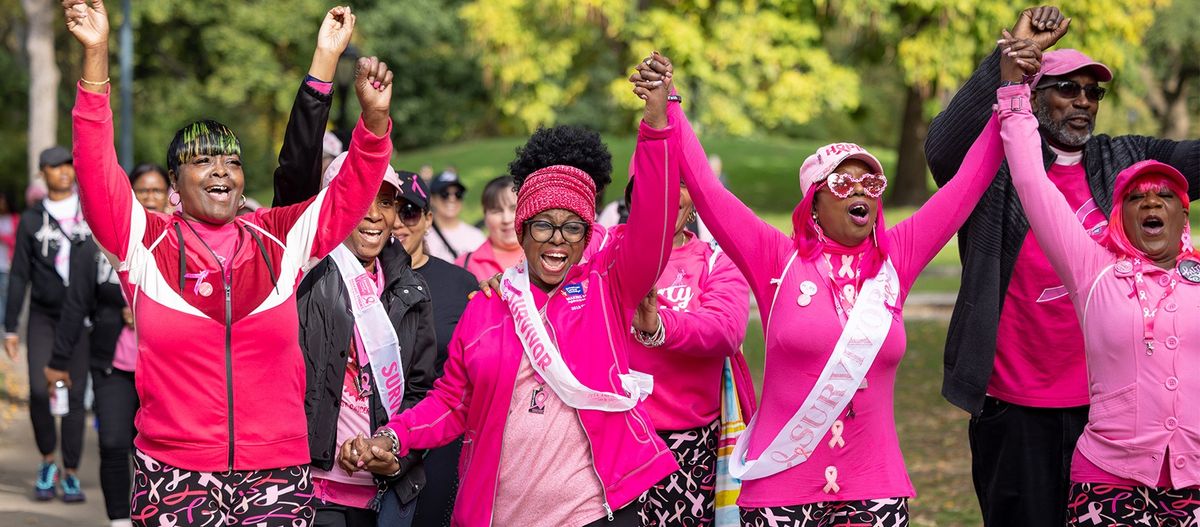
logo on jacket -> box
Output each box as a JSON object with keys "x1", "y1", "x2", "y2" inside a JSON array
[{"x1": 562, "y1": 282, "x2": 587, "y2": 306}]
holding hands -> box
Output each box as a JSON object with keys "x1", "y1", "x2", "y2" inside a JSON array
[
  {"x1": 337, "y1": 433, "x2": 400, "y2": 477},
  {"x1": 629, "y1": 51, "x2": 674, "y2": 130},
  {"x1": 998, "y1": 30, "x2": 1045, "y2": 84}
]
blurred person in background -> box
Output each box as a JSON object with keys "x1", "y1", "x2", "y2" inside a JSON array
[
  {"x1": 44, "y1": 162, "x2": 168, "y2": 526},
  {"x1": 4, "y1": 145, "x2": 92, "y2": 503},
  {"x1": 0, "y1": 191, "x2": 17, "y2": 323},
  {"x1": 425, "y1": 170, "x2": 484, "y2": 262},
  {"x1": 456, "y1": 175, "x2": 522, "y2": 281}
]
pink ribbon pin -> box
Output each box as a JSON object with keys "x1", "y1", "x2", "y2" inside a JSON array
[
  {"x1": 828, "y1": 420, "x2": 845, "y2": 449},
  {"x1": 823, "y1": 466, "x2": 840, "y2": 494}
]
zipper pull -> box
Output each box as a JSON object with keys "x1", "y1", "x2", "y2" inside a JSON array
[{"x1": 603, "y1": 503, "x2": 613, "y2": 522}]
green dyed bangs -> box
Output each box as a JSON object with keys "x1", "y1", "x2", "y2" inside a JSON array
[{"x1": 166, "y1": 119, "x2": 242, "y2": 175}]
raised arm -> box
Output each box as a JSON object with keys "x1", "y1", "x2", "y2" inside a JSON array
[
  {"x1": 999, "y1": 84, "x2": 1108, "y2": 291},
  {"x1": 606, "y1": 53, "x2": 681, "y2": 307},
  {"x1": 257, "y1": 57, "x2": 394, "y2": 262},
  {"x1": 66, "y1": 0, "x2": 144, "y2": 259},
  {"x1": 630, "y1": 54, "x2": 791, "y2": 296},
  {"x1": 889, "y1": 33, "x2": 1043, "y2": 288},
  {"x1": 272, "y1": 6, "x2": 353, "y2": 207},
  {"x1": 657, "y1": 251, "x2": 750, "y2": 357}
]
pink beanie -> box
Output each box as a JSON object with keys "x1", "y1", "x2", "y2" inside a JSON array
[{"x1": 515, "y1": 165, "x2": 597, "y2": 240}]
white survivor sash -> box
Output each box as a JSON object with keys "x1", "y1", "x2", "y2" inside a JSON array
[
  {"x1": 729, "y1": 258, "x2": 899, "y2": 480},
  {"x1": 330, "y1": 245, "x2": 405, "y2": 416},
  {"x1": 500, "y1": 262, "x2": 652, "y2": 412}
]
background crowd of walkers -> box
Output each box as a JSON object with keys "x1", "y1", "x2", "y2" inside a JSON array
[{"x1": 1, "y1": 1, "x2": 1197, "y2": 526}]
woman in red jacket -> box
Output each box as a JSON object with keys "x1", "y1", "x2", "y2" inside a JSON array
[{"x1": 65, "y1": 2, "x2": 392, "y2": 525}]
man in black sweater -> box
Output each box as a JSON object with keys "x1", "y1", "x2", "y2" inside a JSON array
[{"x1": 927, "y1": 7, "x2": 1200, "y2": 526}]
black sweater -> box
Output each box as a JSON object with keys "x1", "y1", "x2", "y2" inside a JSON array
[{"x1": 926, "y1": 49, "x2": 1200, "y2": 415}]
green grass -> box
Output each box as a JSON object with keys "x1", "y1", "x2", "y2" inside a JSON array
[{"x1": 741, "y1": 318, "x2": 978, "y2": 526}]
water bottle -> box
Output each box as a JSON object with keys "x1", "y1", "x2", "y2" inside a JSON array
[{"x1": 50, "y1": 381, "x2": 69, "y2": 417}]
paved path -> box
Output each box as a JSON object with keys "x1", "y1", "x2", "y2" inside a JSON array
[{"x1": 0, "y1": 353, "x2": 110, "y2": 527}]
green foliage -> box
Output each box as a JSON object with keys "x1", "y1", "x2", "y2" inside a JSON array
[{"x1": 356, "y1": 0, "x2": 491, "y2": 149}]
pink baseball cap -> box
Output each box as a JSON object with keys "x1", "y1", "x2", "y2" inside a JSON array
[
  {"x1": 797, "y1": 142, "x2": 885, "y2": 196},
  {"x1": 1112, "y1": 160, "x2": 1189, "y2": 210},
  {"x1": 321, "y1": 151, "x2": 402, "y2": 192},
  {"x1": 1033, "y1": 49, "x2": 1113, "y2": 87}
]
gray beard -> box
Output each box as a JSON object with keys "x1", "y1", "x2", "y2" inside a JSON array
[{"x1": 1035, "y1": 100, "x2": 1094, "y2": 149}]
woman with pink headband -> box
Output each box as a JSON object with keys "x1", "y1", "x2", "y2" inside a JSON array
[
  {"x1": 630, "y1": 52, "x2": 1019, "y2": 522},
  {"x1": 341, "y1": 56, "x2": 682, "y2": 526},
  {"x1": 998, "y1": 56, "x2": 1200, "y2": 521}
]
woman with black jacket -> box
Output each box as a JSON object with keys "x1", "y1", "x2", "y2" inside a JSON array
[{"x1": 270, "y1": 12, "x2": 436, "y2": 524}]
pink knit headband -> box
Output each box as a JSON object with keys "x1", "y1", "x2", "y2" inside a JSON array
[{"x1": 515, "y1": 164, "x2": 597, "y2": 239}]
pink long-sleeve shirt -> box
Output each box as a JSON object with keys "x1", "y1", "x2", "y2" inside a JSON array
[
  {"x1": 672, "y1": 100, "x2": 1005, "y2": 505},
  {"x1": 999, "y1": 84, "x2": 1200, "y2": 488}
]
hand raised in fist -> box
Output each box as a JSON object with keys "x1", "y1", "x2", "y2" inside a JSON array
[
  {"x1": 62, "y1": 0, "x2": 109, "y2": 49},
  {"x1": 355, "y1": 56, "x2": 394, "y2": 137},
  {"x1": 1011, "y1": 6, "x2": 1070, "y2": 52},
  {"x1": 317, "y1": 6, "x2": 356, "y2": 59}
]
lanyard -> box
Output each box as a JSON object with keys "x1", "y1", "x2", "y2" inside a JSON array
[{"x1": 1130, "y1": 258, "x2": 1179, "y2": 354}]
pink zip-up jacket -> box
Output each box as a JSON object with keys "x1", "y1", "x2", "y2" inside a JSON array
[
  {"x1": 386, "y1": 117, "x2": 682, "y2": 526},
  {"x1": 999, "y1": 84, "x2": 1200, "y2": 488},
  {"x1": 612, "y1": 226, "x2": 754, "y2": 431},
  {"x1": 671, "y1": 99, "x2": 1005, "y2": 505},
  {"x1": 72, "y1": 85, "x2": 391, "y2": 472}
]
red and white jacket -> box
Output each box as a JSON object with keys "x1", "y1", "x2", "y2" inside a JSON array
[{"x1": 72, "y1": 85, "x2": 392, "y2": 472}]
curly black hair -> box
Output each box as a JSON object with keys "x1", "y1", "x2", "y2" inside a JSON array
[{"x1": 508, "y1": 125, "x2": 613, "y2": 195}]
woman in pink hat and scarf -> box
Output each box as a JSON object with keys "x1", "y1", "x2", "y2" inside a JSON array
[
  {"x1": 998, "y1": 51, "x2": 1200, "y2": 522},
  {"x1": 340, "y1": 57, "x2": 682, "y2": 526},
  {"x1": 630, "y1": 52, "x2": 1019, "y2": 523}
]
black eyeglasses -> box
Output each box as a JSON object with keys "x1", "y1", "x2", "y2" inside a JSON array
[
  {"x1": 437, "y1": 189, "x2": 465, "y2": 201},
  {"x1": 1037, "y1": 80, "x2": 1106, "y2": 102},
  {"x1": 524, "y1": 220, "x2": 589, "y2": 243},
  {"x1": 396, "y1": 202, "x2": 426, "y2": 227}
]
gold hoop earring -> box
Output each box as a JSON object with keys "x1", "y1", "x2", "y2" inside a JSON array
[{"x1": 239, "y1": 195, "x2": 247, "y2": 209}]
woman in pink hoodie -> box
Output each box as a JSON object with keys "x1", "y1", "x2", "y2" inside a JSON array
[
  {"x1": 631, "y1": 53, "x2": 1015, "y2": 522},
  {"x1": 343, "y1": 57, "x2": 682, "y2": 526},
  {"x1": 999, "y1": 71, "x2": 1200, "y2": 521}
]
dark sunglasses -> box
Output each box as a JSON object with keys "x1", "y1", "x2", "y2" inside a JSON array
[
  {"x1": 1037, "y1": 80, "x2": 1106, "y2": 102},
  {"x1": 437, "y1": 189, "x2": 465, "y2": 200},
  {"x1": 396, "y1": 202, "x2": 426, "y2": 227}
]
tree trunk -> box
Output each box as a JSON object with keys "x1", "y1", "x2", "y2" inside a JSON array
[
  {"x1": 1162, "y1": 86, "x2": 1192, "y2": 140},
  {"x1": 22, "y1": 0, "x2": 60, "y2": 183},
  {"x1": 891, "y1": 84, "x2": 931, "y2": 206}
]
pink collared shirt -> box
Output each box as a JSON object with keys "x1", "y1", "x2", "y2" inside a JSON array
[{"x1": 1000, "y1": 83, "x2": 1200, "y2": 488}]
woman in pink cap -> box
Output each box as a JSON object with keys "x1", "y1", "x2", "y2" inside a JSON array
[
  {"x1": 631, "y1": 52, "x2": 1019, "y2": 522},
  {"x1": 998, "y1": 63, "x2": 1200, "y2": 522},
  {"x1": 339, "y1": 57, "x2": 682, "y2": 526}
]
